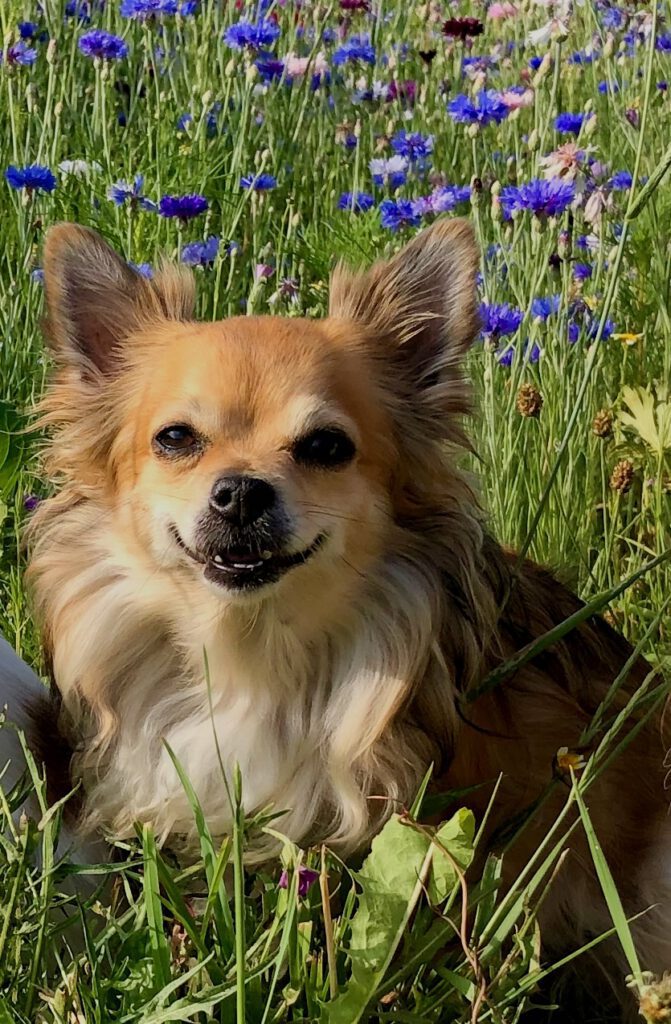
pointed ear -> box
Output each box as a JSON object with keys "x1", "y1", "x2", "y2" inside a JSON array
[
  {"x1": 329, "y1": 218, "x2": 480, "y2": 391},
  {"x1": 42, "y1": 223, "x2": 195, "y2": 379}
]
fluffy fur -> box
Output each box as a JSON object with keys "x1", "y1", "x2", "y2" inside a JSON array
[{"x1": 18, "y1": 220, "x2": 671, "y2": 1011}]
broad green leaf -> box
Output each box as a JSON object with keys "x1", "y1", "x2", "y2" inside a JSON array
[{"x1": 428, "y1": 807, "x2": 475, "y2": 904}]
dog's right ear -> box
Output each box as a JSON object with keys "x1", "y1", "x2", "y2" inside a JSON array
[{"x1": 43, "y1": 223, "x2": 195, "y2": 379}]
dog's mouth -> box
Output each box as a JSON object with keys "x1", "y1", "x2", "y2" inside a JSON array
[{"x1": 169, "y1": 525, "x2": 327, "y2": 590}]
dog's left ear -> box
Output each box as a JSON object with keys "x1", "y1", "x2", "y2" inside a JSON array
[{"x1": 329, "y1": 218, "x2": 479, "y2": 399}]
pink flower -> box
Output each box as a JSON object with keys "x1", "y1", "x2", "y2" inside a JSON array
[
  {"x1": 254, "y1": 263, "x2": 274, "y2": 281},
  {"x1": 284, "y1": 51, "x2": 328, "y2": 78},
  {"x1": 539, "y1": 142, "x2": 588, "y2": 180},
  {"x1": 501, "y1": 88, "x2": 534, "y2": 110},
  {"x1": 488, "y1": 1, "x2": 518, "y2": 17}
]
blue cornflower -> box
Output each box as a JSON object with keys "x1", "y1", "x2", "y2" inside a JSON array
[
  {"x1": 30, "y1": 268, "x2": 45, "y2": 285},
  {"x1": 240, "y1": 173, "x2": 277, "y2": 191},
  {"x1": 159, "y1": 193, "x2": 208, "y2": 219},
  {"x1": 337, "y1": 191, "x2": 375, "y2": 213},
  {"x1": 120, "y1": 0, "x2": 178, "y2": 16},
  {"x1": 500, "y1": 178, "x2": 575, "y2": 219},
  {"x1": 332, "y1": 34, "x2": 375, "y2": 66},
  {"x1": 180, "y1": 0, "x2": 199, "y2": 12},
  {"x1": 255, "y1": 54, "x2": 284, "y2": 79},
  {"x1": 5, "y1": 164, "x2": 57, "y2": 192},
  {"x1": 479, "y1": 302, "x2": 523, "y2": 340},
  {"x1": 658, "y1": 80, "x2": 668, "y2": 91},
  {"x1": 656, "y1": 33, "x2": 671, "y2": 52},
  {"x1": 181, "y1": 236, "x2": 220, "y2": 267},
  {"x1": 379, "y1": 198, "x2": 422, "y2": 231},
  {"x1": 601, "y1": 7, "x2": 624, "y2": 30},
  {"x1": 128, "y1": 261, "x2": 153, "y2": 278},
  {"x1": 573, "y1": 262, "x2": 592, "y2": 281},
  {"x1": 496, "y1": 341, "x2": 541, "y2": 367},
  {"x1": 78, "y1": 30, "x2": 128, "y2": 60},
  {"x1": 569, "y1": 49, "x2": 596, "y2": 64},
  {"x1": 528, "y1": 55, "x2": 543, "y2": 70},
  {"x1": 18, "y1": 21, "x2": 39, "y2": 39},
  {"x1": 369, "y1": 155, "x2": 408, "y2": 189},
  {"x1": 448, "y1": 90, "x2": 509, "y2": 126},
  {"x1": 531, "y1": 295, "x2": 560, "y2": 320},
  {"x1": 390, "y1": 130, "x2": 434, "y2": 162},
  {"x1": 554, "y1": 112, "x2": 590, "y2": 134},
  {"x1": 177, "y1": 113, "x2": 192, "y2": 131},
  {"x1": 610, "y1": 170, "x2": 633, "y2": 190},
  {"x1": 428, "y1": 184, "x2": 471, "y2": 213},
  {"x1": 107, "y1": 175, "x2": 157, "y2": 211},
  {"x1": 224, "y1": 18, "x2": 280, "y2": 50},
  {"x1": 1, "y1": 40, "x2": 38, "y2": 66},
  {"x1": 598, "y1": 80, "x2": 619, "y2": 94},
  {"x1": 586, "y1": 316, "x2": 615, "y2": 341},
  {"x1": 567, "y1": 321, "x2": 580, "y2": 344}
]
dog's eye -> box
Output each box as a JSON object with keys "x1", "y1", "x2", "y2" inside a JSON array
[
  {"x1": 154, "y1": 424, "x2": 199, "y2": 454},
  {"x1": 292, "y1": 428, "x2": 356, "y2": 469}
]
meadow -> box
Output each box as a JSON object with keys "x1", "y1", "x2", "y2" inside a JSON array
[{"x1": 1, "y1": 0, "x2": 671, "y2": 1020}]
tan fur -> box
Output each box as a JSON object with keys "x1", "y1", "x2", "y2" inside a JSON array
[{"x1": 26, "y1": 220, "x2": 671, "y2": 1008}]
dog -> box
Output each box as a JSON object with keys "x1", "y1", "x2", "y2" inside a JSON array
[{"x1": 1, "y1": 218, "x2": 669, "y2": 1014}]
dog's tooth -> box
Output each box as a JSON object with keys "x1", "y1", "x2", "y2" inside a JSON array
[
  {"x1": 233, "y1": 561, "x2": 263, "y2": 571},
  {"x1": 213, "y1": 554, "x2": 223, "y2": 564}
]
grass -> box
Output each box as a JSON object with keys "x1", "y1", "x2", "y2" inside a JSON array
[{"x1": 1, "y1": 0, "x2": 671, "y2": 1020}]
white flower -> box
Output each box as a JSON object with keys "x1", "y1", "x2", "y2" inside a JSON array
[
  {"x1": 58, "y1": 159, "x2": 102, "y2": 179},
  {"x1": 527, "y1": 17, "x2": 569, "y2": 45}
]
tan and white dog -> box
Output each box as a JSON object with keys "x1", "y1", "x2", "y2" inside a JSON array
[{"x1": 1, "y1": 219, "x2": 669, "y2": 1014}]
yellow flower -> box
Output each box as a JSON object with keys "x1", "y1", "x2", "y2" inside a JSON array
[
  {"x1": 612, "y1": 332, "x2": 643, "y2": 346},
  {"x1": 556, "y1": 747, "x2": 587, "y2": 772}
]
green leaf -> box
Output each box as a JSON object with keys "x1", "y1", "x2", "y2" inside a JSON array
[
  {"x1": 619, "y1": 386, "x2": 671, "y2": 457},
  {"x1": 427, "y1": 808, "x2": 475, "y2": 905}
]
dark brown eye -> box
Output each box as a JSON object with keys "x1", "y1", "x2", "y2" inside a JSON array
[
  {"x1": 292, "y1": 428, "x2": 356, "y2": 469},
  {"x1": 154, "y1": 424, "x2": 199, "y2": 455}
]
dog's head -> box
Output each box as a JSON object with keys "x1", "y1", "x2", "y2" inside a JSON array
[{"x1": 41, "y1": 221, "x2": 479, "y2": 606}]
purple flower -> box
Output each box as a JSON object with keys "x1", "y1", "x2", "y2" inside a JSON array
[
  {"x1": 23, "y1": 494, "x2": 41, "y2": 512},
  {"x1": 610, "y1": 170, "x2": 633, "y2": 191},
  {"x1": 18, "y1": 21, "x2": 40, "y2": 39},
  {"x1": 379, "y1": 198, "x2": 422, "y2": 231},
  {"x1": 496, "y1": 340, "x2": 541, "y2": 367},
  {"x1": 657, "y1": 33, "x2": 671, "y2": 52},
  {"x1": 224, "y1": 18, "x2": 280, "y2": 50},
  {"x1": 120, "y1": 0, "x2": 179, "y2": 16},
  {"x1": 30, "y1": 268, "x2": 45, "y2": 285},
  {"x1": 602, "y1": 6, "x2": 624, "y2": 30},
  {"x1": 240, "y1": 173, "x2": 277, "y2": 191},
  {"x1": 128, "y1": 261, "x2": 154, "y2": 278},
  {"x1": 531, "y1": 295, "x2": 560, "y2": 320},
  {"x1": 279, "y1": 866, "x2": 319, "y2": 898},
  {"x1": 337, "y1": 191, "x2": 374, "y2": 213},
  {"x1": 573, "y1": 262, "x2": 592, "y2": 281},
  {"x1": 254, "y1": 263, "x2": 274, "y2": 281},
  {"x1": 333, "y1": 34, "x2": 375, "y2": 66},
  {"x1": 390, "y1": 130, "x2": 434, "y2": 162},
  {"x1": 159, "y1": 193, "x2": 208, "y2": 219},
  {"x1": 107, "y1": 175, "x2": 157, "y2": 211},
  {"x1": 78, "y1": 30, "x2": 128, "y2": 60},
  {"x1": 479, "y1": 302, "x2": 523, "y2": 340},
  {"x1": 1, "y1": 41, "x2": 38, "y2": 66},
  {"x1": 255, "y1": 55, "x2": 284, "y2": 79},
  {"x1": 500, "y1": 178, "x2": 575, "y2": 219},
  {"x1": 554, "y1": 112, "x2": 590, "y2": 134},
  {"x1": 427, "y1": 184, "x2": 471, "y2": 213},
  {"x1": 448, "y1": 90, "x2": 509, "y2": 126},
  {"x1": 181, "y1": 236, "x2": 220, "y2": 267},
  {"x1": 369, "y1": 155, "x2": 408, "y2": 189},
  {"x1": 5, "y1": 164, "x2": 57, "y2": 192}
]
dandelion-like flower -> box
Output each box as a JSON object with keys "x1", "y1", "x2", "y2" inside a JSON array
[
  {"x1": 159, "y1": 193, "x2": 208, "y2": 219},
  {"x1": 337, "y1": 191, "x2": 374, "y2": 213},
  {"x1": 224, "y1": 18, "x2": 280, "y2": 50},
  {"x1": 448, "y1": 90, "x2": 509, "y2": 126},
  {"x1": 500, "y1": 178, "x2": 575, "y2": 219},
  {"x1": 78, "y1": 29, "x2": 128, "y2": 60},
  {"x1": 5, "y1": 164, "x2": 57, "y2": 192}
]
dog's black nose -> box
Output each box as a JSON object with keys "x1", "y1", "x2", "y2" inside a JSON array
[{"x1": 209, "y1": 475, "x2": 276, "y2": 526}]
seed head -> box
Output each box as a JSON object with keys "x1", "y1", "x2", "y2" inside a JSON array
[
  {"x1": 635, "y1": 973, "x2": 671, "y2": 1023},
  {"x1": 516, "y1": 383, "x2": 543, "y2": 418},
  {"x1": 592, "y1": 408, "x2": 613, "y2": 438},
  {"x1": 610, "y1": 458, "x2": 635, "y2": 494}
]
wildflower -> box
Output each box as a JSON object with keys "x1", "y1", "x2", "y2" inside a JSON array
[
  {"x1": 448, "y1": 90, "x2": 509, "y2": 127},
  {"x1": 5, "y1": 164, "x2": 57, "y2": 192},
  {"x1": 539, "y1": 142, "x2": 587, "y2": 182},
  {"x1": 573, "y1": 262, "x2": 592, "y2": 281},
  {"x1": 583, "y1": 186, "x2": 614, "y2": 227},
  {"x1": 78, "y1": 30, "x2": 128, "y2": 60},
  {"x1": 337, "y1": 191, "x2": 374, "y2": 213},
  {"x1": 602, "y1": 7, "x2": 624, "y2": 31},
  {"x1": 255, "y1": 55, "x2": 284, "y2": 80},
  {"x1": 497, "y1": 341, "x2": 541, "y2": 367},
  {"x1": 285, "y1": 52, "x2": 328, "y2": 79},
  {"x1": 516, "y1": 383, "x2": 543, "y2": 418},
  {"x1": 555, "y1": 747, "x2": 588, "y2": 773},
  {"x1": 181, "y1": 236, "x2": 220, "y2": 267},
  {"x1": 598, "y1": 80, "x2": 619, "y2": 94},
  {"x1": 612, "y1": 331, "x2": 643, "y2": 346},
  {"x1": 610, "y1": 459, "x2": 635, "y2": 494},
  {"x1": 159, "y1": 193, "x2": 208, "y2": 219},
  {"x1": 240, "y1": 173, "x2": 277, "y2": 191},
  {"x1": 1, "y1": 41, "x2": 38, "y2": 66},
  {"x1": 386, "y1": 79, "x2": 417, "y2": 105},
  {"x1": 254, "y1": 263, "x2": 274, "y2": 281},
  {"x1": 369, "y1": 155, "x2": 408, "y2": 188},
  {"x1": 610, "y1": 170, "x2": 633, "y2": 191},
  {"x1": 30, "y1": 268, "x2": 45, "y2": 285},
  {"x1": 18, "y1": 22, "x2": 40, "y2": 39},
  {"x1": 501, "y1": 86, "x2": 534, "y2": 110},
  {"x1": 442, "y1": 17, "x2": 484, "y2": 39},
  {"x1": 340, "y1": 0, "x2": 369, "y2": 9},
  {"x1": 59, "y1": 158, "x2": 102, "y2": 178},
  {"x1": 657, "y1": 33, "x2": 671, "y2": 52},
  {"x1": 592, "y1": 408, "x2": 613, "y2": 438},
  {"x1": 128, "y1": 261, "x2": 153, "y2": 278},
  {"x1": 279, "y1": 866, "x2": 319, "y2": 899},
  {"x1": 332, "y1": 34, "x2": 375, "y2": 66},
  {"x1": 500, "y1": 178, "x2": 575, "y2": 219},
  {"x1": 120, "y1": 0, "x2": 178, "y2": 15},
  {"x1": 107, "y1": 174, "x2": 157, "y2": 211},
  {"x1": 488, "y1": 1, "x2": 517, "y2": 17},
  {"x1": 23, "y1": 494, "x2": 41, "y2": 512},
  {"x1": 427, "y1": 184, "x2": 471, "y2": 213},
  {"x1": 379, "y1": 198, "x2": 422, "y2": 231},
  {"x1": 479, "y1": 302, "x2": 523, "y2": 340},
  {"x1": 531, "y1": 295, "x2": 560, "y2": 320},
  {"x1": 390, "y1": 130, "x2": 434, "y2": 162},
  {"x1": 528, "y1": 18, "x2": 569, "y2": 47},
  {"x1": 224, "y1": 18, "x2": 280, "y2": 50},
  {"x1": 636, "y1": 972, "x2": 671, "y2": 1023},
  {"x1": 554, "y1": 111, "x2": 590, "y2": 134}
]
